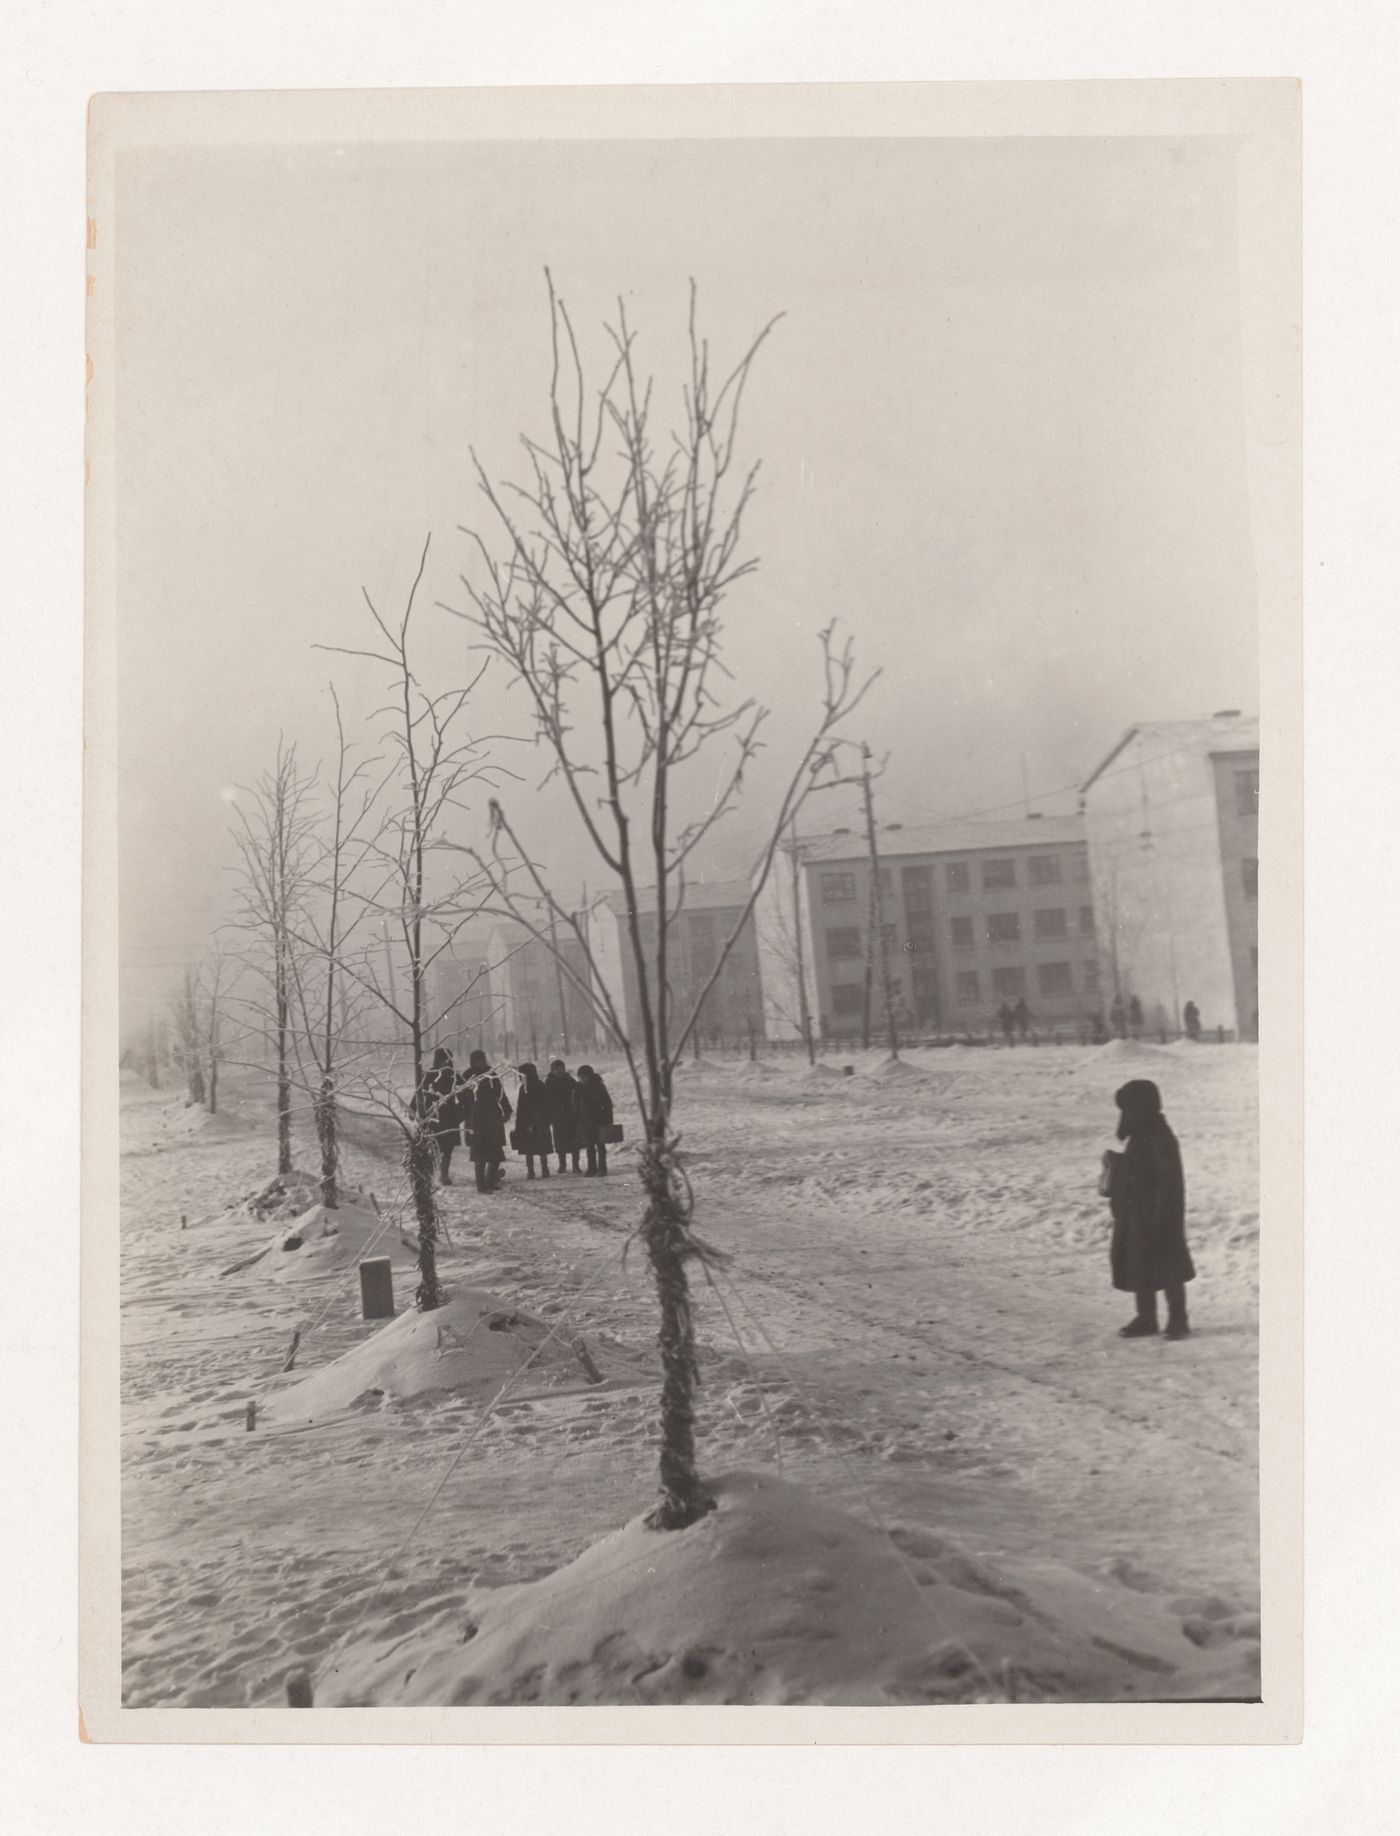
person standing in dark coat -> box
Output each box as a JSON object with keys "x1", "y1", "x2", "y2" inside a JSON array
[
  {"x1": 1101, "y1": 1078, "x2": 1195, "y2": 1339},
  {"x1": 1012, "y1": 997, "x2": 1030, "y2": 1041},
  {"x1": 1127, "y1": 995, "x2": 1144, "y2": 1039},
  {"x1": 513, "y1": 1062, "x2": 553, "y2": 1180},
  {"x1": 465, "y1": 1049, "x2": 512, "y2": 1193},
  {"x1": 574, "y1": 1064, "x2": 615, "y2": 1177},
  {"x1": 1110, "y1": 995, "x2": 1127, "y2": 1039},
  {"x1": 997, "y1": 1002, "x2": 1015, "y2": 1045},
  {"x1": 419, "y1": 1046, "x2": 466, "y2": 1186},
  {"x1": 543, "y1": 1058, "x2": 580, "y2": 1173},
  {"x1": 1183, "y1": 1000, "x2": 1201, "y2": 1042}
]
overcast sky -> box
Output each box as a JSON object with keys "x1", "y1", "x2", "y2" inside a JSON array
[{"x1": 114, "y1": 132, "x2": 1258, "y2": 1019}]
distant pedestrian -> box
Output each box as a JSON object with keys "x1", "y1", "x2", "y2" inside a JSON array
[
  {"x1": 543, "y1": 1058, "x2": 581, "y2": 1173},
  {"x1": 513, "y1": 1062, "x2": 553, "y2": 1180},
  {"x1": 465, "y1": 1049, "x2": 512, "y2": 1193},
  {"x1": 1110, "y1": 995, "x2": 1127, "y2": 1039},
  {"x1": 1091, "y1": 1010, "x2": 1108, "y2": 1044},
  {"x1": 998, "y1": 1002, "x2": 1015, "y2": 1045},
  {"x1": 1012, "y1": 997, "x2": 1030, "y2": 1041},
  {"x1": 574, "y1": 1064, "x2": 615, "y2": 1177},
  {"x1": 1099, "y1": 1078, "x2": 1195, "y2": 1340},
  {"x1": 419, "y1": 1046, "x2": 466, "y2": 1187},
  {"x1": 1183, "y1": 1000, "x2": 1201, "y2": 1042},
  {"x1": 1127, "y1": 995, "x2": 1143, "y2": 1039}
]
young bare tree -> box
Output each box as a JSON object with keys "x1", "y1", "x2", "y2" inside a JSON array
[
  {"x1": 168, "y1": 967, "x2": 206, "y2": 1105},
  {"x1": 279, "y1": 688, "x2": 388, "y2": 1212},
  {"x1": 454, "y1": 279, "x2": 875, "y2": 1527},
  {"x1": 229, "y1": 743, "x2": 318, "y2": 1174},
  {"x1": 316, "y1": 536, "x2": 512, "y2": 1310},
  {"x1": 168, "y1": 946, "x2": 238, "y2": 1110}
]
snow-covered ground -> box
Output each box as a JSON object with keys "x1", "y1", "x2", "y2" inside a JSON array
[{"x1": 119, "y1": 1040, "x2": 1259, "y2": 1707}]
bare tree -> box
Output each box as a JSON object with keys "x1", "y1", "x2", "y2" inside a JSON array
[
  {"x1": 279, "y1": 688, "x2": 388, "y2": 1212},
  {"x1": 316, "y1": 536, "x2": 513, "y2": 1310},
  {"x1": 168, "y1": 946, "x2": 238, "y2": 1110},
  {"x1": 168, "y1": 968, "x2": 206, "y2": 1105},
  {"x1": 229, "y1": 743, "x2": 318, "y2": 1174},
  {"x1": 454, "y1": 279, "x2": 875, "y2": 1526}
]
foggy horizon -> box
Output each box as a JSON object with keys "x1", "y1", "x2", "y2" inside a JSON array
[{"x1": 114, "y1": 132, "x2": 1259, "y2": 1024}]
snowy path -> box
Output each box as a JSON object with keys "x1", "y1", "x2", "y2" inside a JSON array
[{"x1": 118, "y1": 1044, "x2": 1258, "y2": 1706}]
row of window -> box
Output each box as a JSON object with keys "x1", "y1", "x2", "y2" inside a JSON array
[
  {"x1": 824, "y1": 906, "x2": 1094, "y2": 959},
  {"x1": 820, "y1": 852, "x2": 1086, "y2": 905},
  {"x1": 955, "y1": 961, "x2": 1098, "y2": 1004},
  {"x1": 826, "y1": 959, "x2": 1097, "y2": 1014}
]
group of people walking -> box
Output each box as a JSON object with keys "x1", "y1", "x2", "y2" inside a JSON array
[
  {"x1": 418, "y1": 1049, "x2": 616, "y2": 1193},
  {"x1": 420, "y1": 1047, "x2": 1195, "y2": 1347}
]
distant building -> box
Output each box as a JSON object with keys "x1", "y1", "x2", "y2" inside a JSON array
[
  {"x1": 429, "y1": 931, "x2": 500, "y2": 1059},
  {"x1": 1080, "y1": 712, "x2": 1258, "y2": 1039},
  {"x1": 589, "y1": 879, "x2": 765, "y2": 1050},
  {"x1": 484, "y1": 919, "x2": 597, "y2": 1062},
  {"x1": 754, "y1": 816, "x2": 1102, "y2": 1040}
]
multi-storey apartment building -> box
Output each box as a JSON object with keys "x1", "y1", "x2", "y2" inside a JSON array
[
  {"x1": 754, "y1": 816, "x2": 1102, "y2": 1040},
  {"x1": 1080, "y1": 712, "x2": 1258, "y2": 1039},
  {"x1": 589, "y1": 879, "x2": 766, "y2": 1049},
  {"x1": 483, "y1": 919, "x2": 597, "y2": 1060}
]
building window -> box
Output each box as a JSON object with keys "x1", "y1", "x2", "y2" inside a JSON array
[
  {"x1": 1079, "y1": 905, "x2": 1096, "y2": 936},
  {"x1": 950, "y1": 916, "x2": 975, "y2": 951},
  {"x1": 902, "y1": 866, "x2": 933, "y2": 914},
  {"x1": 831, "y1": 983, "x2": 864, "y2": 1016},
  {"x1": 1084, "y1": 959, "x2": 1101, "y2": 992},
  {"x1": 1072, "y1": 853, "x2": 1090, "y2": 882},
  {"x1": 992, "y1": 966, "x2": 1026, "y2": 998},
  {"x1": 982, "y1": 858, "x2": 1017, "y2": 890},
  {"x1": 1033, "y1": 907, "x2": 1068, "y2": 940},
  {"x1": 955, "y1": 970, "x2": 981, "y2": 1005},
  {"x1": 826, "y1": 926, "x2": 862, "y2": 960},
  {"x1": 821, "y1": 871, "x2": 857, "y2": 903},
  {"x1": 986, "y1": 911, "x2": 1022, "y2": 946},
  {"x1": 1029, "y1": 856, "x2": 1062, "y2": 886},
  {"x1": 1242, "y1": 858, "x2": 1258, "y2": 900},
  {"x1": 1236, "y1": 769, "x2": 1260, "y2": 817},
  {"x1": 946, "y1": 861, "x2": 970, "y2": 893},
  {"x1": 1037, "y1": 961, "x2": 1073, "y2": 996},
  {"x1": 881, "y1": 924, "x2": 898, "y2": 956}
]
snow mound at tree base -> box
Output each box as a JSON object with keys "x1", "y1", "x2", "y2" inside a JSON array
[
  {"x1": 865, "y1": 1055, "x2": 926, "y2": 1082},
  {"x1": 325, "y1": 1470, "x2": 1260, "y2": 1706},
  {"x1": 265, "y1": 1284, "x2": 617, "y2": 1426},
  {"x1": 1082, "y1": 1038, "x2": 1180, "y2": 1069},
  {"x1": 218, "y1": 1196, "x2": 422, "y2": 1282}
]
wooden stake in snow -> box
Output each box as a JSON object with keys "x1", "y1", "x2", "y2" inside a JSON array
[
  {"x1": 245, "y1": 1401, "x2": 257, "y2": 1432},
  {"x1": 572, "y1": 1335, "x2": 603, "y2": 1385},
  {"x1": 281, "y1": 1328, "x2": 302, "y2": 1373}
]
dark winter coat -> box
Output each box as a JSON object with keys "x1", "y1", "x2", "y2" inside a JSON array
[
  {"x1": 465, "y1": 1073, "x2": 513, "y2": 1164},
  {"x1": 1106, "y1": 1079, "x2": 1196, "y2": 1293},
  {"x1": 573, "y1": 1069, "x2": 615, "y2": 1147},
  {"x1": 512, "y1": 1067, "x2": 553, "y2": 1157},
  {"x1": 420, "y1": 1062, "x2": 466, "y2": 1147},
  {"x1": 542, "y1": 1067, "x2": 579, "y2": 1153}
]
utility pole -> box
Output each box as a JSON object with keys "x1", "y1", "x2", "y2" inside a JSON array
[
  {"x1": 548, "y1": 908, "x2": 571, "y2": 1056},
  {"x1": 859, "y1": 743, "x2": 900, "y2": 1059},
  {"x1": 786, "y1": 820, "x2": 816, "y2": 1065},
  {"x1": 382, "y1": 917, "x2": 402, "y2": 1049}
]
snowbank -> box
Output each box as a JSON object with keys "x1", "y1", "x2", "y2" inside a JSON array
[
  {"x1": 1081, "y1": 1038, "x2": 1179, "y2": 1069},
  {"x1": 326, "y1": 1469, "x2": 1260, "y2": 1705},
  {"x1": 864, "y1": 1055, "x2": 926, "y2": 1083},
  {"x1": 265, "y1": 1284, "x2": 616, "y2": 1425}
]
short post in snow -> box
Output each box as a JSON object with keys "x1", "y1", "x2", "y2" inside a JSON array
[{"x1": 359, "y1": 1257, "x2": 395, "y2": 1321}]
